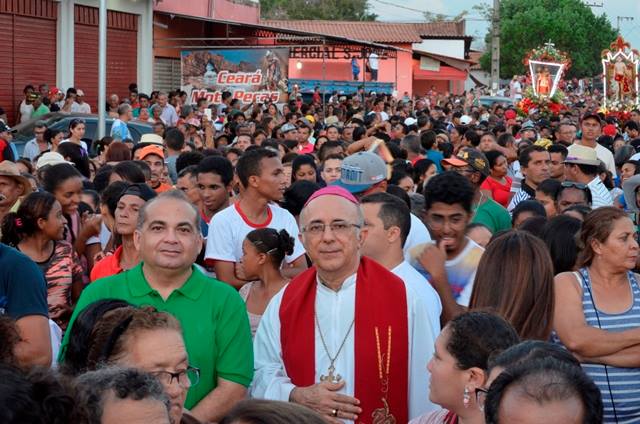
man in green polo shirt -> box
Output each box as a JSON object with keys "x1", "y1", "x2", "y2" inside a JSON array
[{"x1": 59, "y1": 190, "x2": 253, "y2": 423}]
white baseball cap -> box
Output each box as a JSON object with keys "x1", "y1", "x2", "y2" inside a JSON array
[
  {"x1": 460, "y1": 115, "x2": 473, "y2": 125},
  {"x1": 36, "y1": 152, "x2": 73, "y2": 170},
  {"x1": 404, "y1": 117, "x2": 417, "y2": 126}
]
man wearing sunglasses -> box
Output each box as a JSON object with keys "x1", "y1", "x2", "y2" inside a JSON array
[{"x1": 564, "y1": 144, "x2": 613, "y2": 208}]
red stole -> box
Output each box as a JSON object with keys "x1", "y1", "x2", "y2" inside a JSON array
[{"x1": 280, "y1": 257, "x2": 409, "y2": 424}]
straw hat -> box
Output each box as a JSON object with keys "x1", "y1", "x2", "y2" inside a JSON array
[{"x1": 0, "y1": 161, "x2": 33, "y2": 196}]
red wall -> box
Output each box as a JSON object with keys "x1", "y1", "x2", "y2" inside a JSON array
[
  {"x1": 413, "y1": 80, "x2": 449, "y2": 96},
  {"x1": 154, "y1": 0, "x2": 259, "y2": 24},
  {"x1": 0, "y1": 0, "x2": 57, "y2": 125},
  {"x1": 74, "y1": 5, "x2": 138, "y2": 111}
]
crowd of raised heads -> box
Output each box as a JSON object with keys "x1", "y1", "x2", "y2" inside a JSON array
[{"x1": 2, "y1": 80, "x2": 640, "y2": 423}]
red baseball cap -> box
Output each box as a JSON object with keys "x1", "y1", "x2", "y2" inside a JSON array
[{"x1": 504, "y1": 109, "x2": 517, "y2": 120}]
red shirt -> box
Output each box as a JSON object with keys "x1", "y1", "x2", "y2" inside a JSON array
[
  {"x1": 297, "y1": 142, "x2": 314, "y2": 154},
  {"x1": 90, "y1": 246, "x2": 124, "y2": 282},
  {"x1": 480, "y1": 176, "x2": 513, "y2": 208}
]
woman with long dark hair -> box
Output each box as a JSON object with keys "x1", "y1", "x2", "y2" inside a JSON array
[
  {"x1": 469, "y1": 230, "x2": 555, "y2": 341},
  {"x1": 60, "y1": 118, "x2": 88, "y2": 152}
]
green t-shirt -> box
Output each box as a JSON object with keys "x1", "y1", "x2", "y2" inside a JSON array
[
  {"x1": 59, "y1": 263, "x2": 253, "y2": 409},
  {"x1": 472, "y1": 198, "x2": 512, "y2": 234},
  {"x1": 32, "y1": 104, "x2": 50, "y2": 119}
]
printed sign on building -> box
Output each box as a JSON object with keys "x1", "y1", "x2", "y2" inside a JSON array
[{"x1": 181, "y1": 48, "x2": 289, "y2": 104}]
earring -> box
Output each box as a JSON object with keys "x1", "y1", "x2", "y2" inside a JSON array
[{"x1": 463, "y1": 387, "x2": 471, "y2": 408}]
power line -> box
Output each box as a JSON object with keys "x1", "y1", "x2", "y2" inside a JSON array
[
  {"x1": 370, "y1": 0, "x2": 488, "y2": 21},
  {"x1": 370, "y1": 0, "x2": 428, "y2": 14}
]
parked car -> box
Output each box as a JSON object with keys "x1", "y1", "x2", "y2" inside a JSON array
[
  {"x1": 475, "y1": 96, "x2": 515, "y2": 108},
  {"x1": 11, "y1": 113, "x2": 153, "y2": 156}
]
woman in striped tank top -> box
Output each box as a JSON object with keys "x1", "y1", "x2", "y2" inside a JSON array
[{"x1": 553, "y1": 207, "x2": 640, "y2": 423}]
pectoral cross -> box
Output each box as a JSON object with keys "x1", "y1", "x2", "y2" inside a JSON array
[{"x1": 320, "y1": 364, "x2": 342, "y2": 384}]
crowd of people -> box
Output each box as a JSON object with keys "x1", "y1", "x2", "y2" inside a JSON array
[{"x1": 2, "y1": 78, "x2": 640, "y2": 424}]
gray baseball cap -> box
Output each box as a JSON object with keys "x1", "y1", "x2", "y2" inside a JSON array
[
  {"x1": 281, "y1": 123, "x2": 297, "y2": 133},
  {"x1": 332, "y1": 151, "x2": 387, "y2": 194}
]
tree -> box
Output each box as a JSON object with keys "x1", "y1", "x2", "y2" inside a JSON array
[
  {"x1": 260, "y1": 0, "x2": 377, "y2": 21},
  {"x1": 423, "y1": 11, "x2": 468, "y2": 22},
  {"x1": 479, "y1": 0, "x2": 617, "y2": 78}
]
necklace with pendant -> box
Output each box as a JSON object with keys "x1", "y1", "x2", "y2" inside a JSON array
[{"x1": 314, "y1": 311, "x2": 355, "y2": 384}]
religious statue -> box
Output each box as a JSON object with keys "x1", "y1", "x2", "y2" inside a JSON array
[
  {"x1": 602, "y1": 35, "x2": 639, "y2": 106},
  {"x1": 536, "y1": 66, "x2": 552, "y2": 97},
  {"x1": 525, "y1": 41, "x2": 569, "y2": 99},
  {"x1": 613, "y1": 56, "x2": 633, "y2": 101}
]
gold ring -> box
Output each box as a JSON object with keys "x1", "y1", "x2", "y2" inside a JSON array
[{"x1": 332, "y1": 409, "x2": 339, "y2": 417}]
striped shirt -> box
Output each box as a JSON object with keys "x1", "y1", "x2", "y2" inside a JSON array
[
  {"x1": 507, "y1": 181, "x2": 535, "y2": 212},
  {"x1": 553, "y1": 268, "x2": 640, "y2": 423},
  {"x1": 588, "y1": 176, "x2": 614, "y2": 209}
]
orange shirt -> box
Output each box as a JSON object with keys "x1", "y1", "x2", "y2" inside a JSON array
[
  {"x1": 90, "y1": 246, "x2": 124, "y2": 282},
  {"x1": 154, "y1": 182, "x2": 173, "y2": 193}
]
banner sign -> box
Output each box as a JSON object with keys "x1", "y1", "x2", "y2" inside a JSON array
[
  {"x1": 289, "y1": 46, "x2": 390, "y2": 60},
  {"x1": 181, "y1": 48, "x2": 289, "y2": 104}
]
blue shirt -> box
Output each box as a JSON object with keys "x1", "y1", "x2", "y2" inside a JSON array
[
  {"x1": 0, "y1": 243, "x2": 48, "y2": 319},
  {"x1": 110, "y1": 119, "x2": 132, "y2": 141},
  {"x1": 426, "y1": 150, "x2": 444, "y2": 172}
]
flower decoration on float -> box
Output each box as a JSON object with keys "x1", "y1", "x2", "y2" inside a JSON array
[
  {"x1": 517, "y1": 41, "x2": 570, "y2": 118},
  {"x1": 601, "y1": 35, "x2": 640, "y2": 115}
]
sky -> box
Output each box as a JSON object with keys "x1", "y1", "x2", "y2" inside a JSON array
[{"x1": 369, "y1": 0, "x2": 640, "y2": 51}]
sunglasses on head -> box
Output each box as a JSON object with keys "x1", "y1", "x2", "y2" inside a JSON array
[{"x1": 561, "y1": 181, "x2": 588, "y2": 190}]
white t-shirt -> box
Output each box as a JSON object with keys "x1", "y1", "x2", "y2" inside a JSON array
[
  {"x1": 205, "y1": 202, "x2": 305, "y2": 264},
  {"x1": 407, "y1": 237, "x2": 484, "y2": 308},
  {"x1": 594, "y1": 142, "x2": 617, "y2": 177},
  {"x1": 368, "y1": 53, "x2": 379, "y2": 70},
  {"x1": 511, "y1": 81, "x2": 522, "y2": 100},
  {"x1": 77, "y1": 102, "x2": 91, "y2": 114},
  {"x1": 19, "y1": 100, "x2": 33, "y2": 123},
  {"x1": 404, "y1": 213, "x2": 432, "y2": 261},
  {"x1": 392, "y1": 261, "x2": 441, "y2": 337}
]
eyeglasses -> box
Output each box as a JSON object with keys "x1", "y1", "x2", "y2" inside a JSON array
[
  {"x1": 70, "y1": 118, "x2": 85, "y2": 126},
  {"x1": 301, "y1": 220, "x2": 361, "y2": 237},
  {"x1": 561, "y1": 181, "x2": 588, "y2": 190},
  {"x1": 475, "y1": 387, "x2": 489, "y2": 411},
  {"x1": 149, "y1": 366, "x2": 200, "y2": 389}
]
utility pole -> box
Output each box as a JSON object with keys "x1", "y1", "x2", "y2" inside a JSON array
[
  {"x1": 490, "y1": 0, "x2": 500, "y2": 95},
  {"x1": 617, "y1": 16, "x2": 634, "y2": 33},
  {"x1": 98, "y1": 0, "x2": 106, "y2": 139}
]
